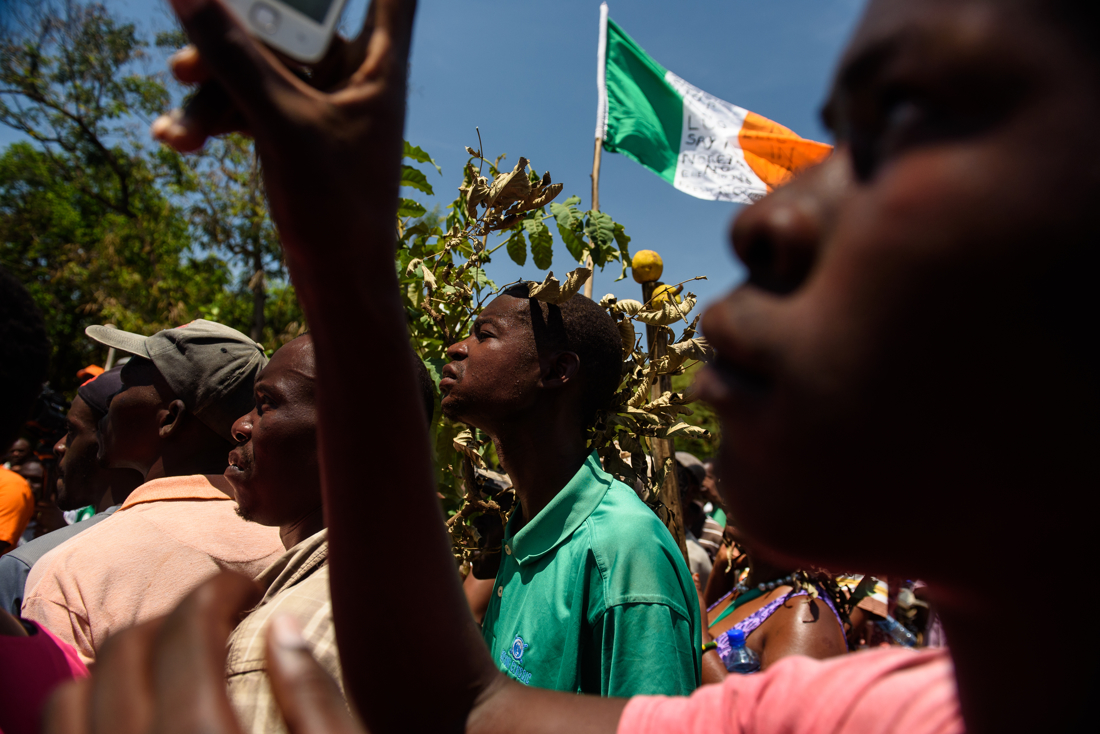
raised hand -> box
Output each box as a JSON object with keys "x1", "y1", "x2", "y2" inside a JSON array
[
  {"x1": 154, "y1": 0, "x2": 416, "y2": 262},
  {"x1": 44, "y1": 572, "x2": 261, "y2": 734},
  {"x1": 43, "y1": 572, "x2": 365, "y2": 734}
]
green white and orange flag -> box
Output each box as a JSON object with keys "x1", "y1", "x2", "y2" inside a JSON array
[{"x1": 595, "y1": 3, "x2": 832, "y2": 203}]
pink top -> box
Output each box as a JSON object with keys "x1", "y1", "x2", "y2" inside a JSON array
[
  {"x1": 0, "y1": 621, "x2": 88, "y2": 734},
  {"x1": 22, "y1": 474, "x2": 283, "y2": 664},
  {"x1": 618, "y1": 647, "x2": 963, "y2": 734}
]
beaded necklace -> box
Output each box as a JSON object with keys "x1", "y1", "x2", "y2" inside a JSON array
[{"x1": 707, "y1": 573, "x2": 797, "y2": 629}]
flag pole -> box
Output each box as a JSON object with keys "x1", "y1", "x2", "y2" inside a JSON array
[
  {"x1": 585, "y1": 138, "x2": 602, "y2": 298},
  {"x1": 585, "y1": 2, "x2": 610, "y2": 299}
]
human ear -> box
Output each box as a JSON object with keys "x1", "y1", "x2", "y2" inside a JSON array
[
  {"x1": 158, "y1": 399, "x2": 188, "y2": 440},
  {"x1": 540, "y1": 351, "x2": 580, "y2": 389}
]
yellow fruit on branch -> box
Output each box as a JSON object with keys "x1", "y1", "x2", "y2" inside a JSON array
[
  {"x1": 631, "y1": 250, "x2": 664, "y2": 283},
  {"x1": 651, "y1": 283, "x2": 683, "y2": 307}
]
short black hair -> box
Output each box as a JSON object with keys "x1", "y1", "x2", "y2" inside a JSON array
[
  {"x1": 0, "y1": 267, "x2": 49, "y2": 449},
  {"x1": 503, "y1": 285, "x2": 623, "y2": 426}
]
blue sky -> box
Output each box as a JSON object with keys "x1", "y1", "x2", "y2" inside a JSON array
[{"x1": 3, "y1": 0, "x2": 867, "y2": 307}]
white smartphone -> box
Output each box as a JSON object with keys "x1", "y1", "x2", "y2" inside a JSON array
[{"x1": 226, "y1": 0, "x2": 350, "y2": 63}]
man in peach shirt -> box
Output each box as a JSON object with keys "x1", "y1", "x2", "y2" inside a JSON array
[{"x1": 22, "y1": 320, "x2": 283, "y2": 663}]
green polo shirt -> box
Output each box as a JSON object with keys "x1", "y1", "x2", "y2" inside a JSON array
[{"x1": 481, "y1": 452, "x2": 701, "y2": 696}]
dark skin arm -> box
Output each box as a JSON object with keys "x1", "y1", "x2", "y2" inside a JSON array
[
  {"x1": 463, "y1": 572, "x2": 495, "y2": 626},
  {"x1": 702, "y1": 540, "x2": 740, "y2": 607},
  {"x1": 152, "y1": 1, "x2": 629, "y2": 732},
  {"x1": 706, "y1": 588, "x2": 848, "y2": 679}
]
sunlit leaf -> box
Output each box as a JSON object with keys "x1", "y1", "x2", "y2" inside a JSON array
[
  {"x1": 524, "y1": 213, "x2": 553, "y2": 270},
  {"x1": 527, "y1": 267, "x2": 592, "y2": 304},
  {"x1": 398, "y1": 198, "x2": 427, "y2": 218},
  {"x1": 487, "y1": 157, "x2": 531, "y2": 209},
  {"x1": 404, "y1": 141, "x2": 442, "y2": 174},
  {"x1": 505, "y1": 229, "x2": 526, "y2": 267},
  {"x1": 401, "y1": 164, "x2": 434, "y2": 195}
]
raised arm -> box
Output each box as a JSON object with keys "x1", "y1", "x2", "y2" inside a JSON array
[{"x1": 157, "y1": 1, "x2": 627, "y2": 732}]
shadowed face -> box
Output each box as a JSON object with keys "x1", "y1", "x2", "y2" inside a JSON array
[
  {"x1": 54, "y1": 396, "x2": 104, "y2": 510},
  {"x1": 440, "y1": 295, "x2": 542, "y2": 431},
  {"x1": 99, "y1": 358, "x2": 175, "y2": 473},
  {"x1": 17, "y1": 461, "x2": 44, "y2": 499},
  {"x1": 696, "y1": 0, "x2": 1100, "y2": 573},
  {"x1": 6, "y1": 438, "x2": 30, "y2": 466},
  {"x1": 226, "y1": 337, "x2": 319, "y2": 528}
]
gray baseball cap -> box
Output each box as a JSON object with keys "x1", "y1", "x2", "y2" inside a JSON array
[{"x1": 85, "y1": 320, "x2": 268, "y2": 443}]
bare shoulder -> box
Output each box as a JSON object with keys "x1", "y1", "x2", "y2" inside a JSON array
[{"x1": 758, "y1": 592, "x2": 848, "y2": 668}]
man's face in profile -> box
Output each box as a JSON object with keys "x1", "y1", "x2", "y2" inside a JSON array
[
  {"x1": 696, "y1": 0, "x2": 1100, "y2": 570},
  {"x1": 440, "y1": 295, "x2": 542, "y2": 431},
  {"x1": 54, "y1": 396, "x2": 104, "y2": 510},
  {"x1": 226, "y1": 337, "x2": 318, "y2": 528}
]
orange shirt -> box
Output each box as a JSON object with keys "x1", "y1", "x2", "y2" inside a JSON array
[
  {"x1": 0, "y1": 467, "x2": 33, "y2": 551},
  {"x1": 22, "y1": 474, "x2": 283, "y2": 663}
]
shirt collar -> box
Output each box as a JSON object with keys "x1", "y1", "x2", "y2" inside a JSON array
[
  {"x1": 506, "y1": 452, "x2": 611, "y2": 566},
  {"x1": 119, "y1": 474, "x2": 234, "y2": 510},
  {"x1": 255, "y1": 529, "x2": 329, "y2": 603}
]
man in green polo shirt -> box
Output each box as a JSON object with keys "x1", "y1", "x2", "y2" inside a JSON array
[{"x1": 440, "y1": 284, "x2": 701, "y2": 697}]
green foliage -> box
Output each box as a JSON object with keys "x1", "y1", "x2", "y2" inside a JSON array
[
  {"x1": 0, "y1": 2, "x2": 304, "y2": 392},
  {"x1": 671, "y1": 362, "x2": 720, "y2": 459},
  {"x1": 523, "y1": 213, "x2": 553, "y2": 269},
  {"x1": 400, "y1": 165, "x2": 434, "y2": 195},
  {"x1": 589, "y1": 292, "x2": 713, "y2": 504}
]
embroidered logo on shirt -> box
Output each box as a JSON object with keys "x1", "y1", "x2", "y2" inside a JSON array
[{"x1": 499, "y1": 635, "x2": 533, "y2": 685}]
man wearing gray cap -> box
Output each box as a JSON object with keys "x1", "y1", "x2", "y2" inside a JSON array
[{"x1": 21, "y1": 320, "x2": 284, "y2": 664}]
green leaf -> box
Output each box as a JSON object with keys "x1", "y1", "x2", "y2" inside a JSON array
[
  {"x1": 584, "y1": 210, "x2": 616, "y2": 265},
  {"x1": 555, "y1": 223, "x2": 586, "y2": 262},
  {"x1": 549, "y1": 199, "x2": 587, "y2": 262},
  {"x1": 401, "y1": 165, "x2": 434, "y2": 195},
  {"x1": 403, "y1": 142, "x2": 441, "y2": 175},
  {"x1": 506, "y1": 229, "x2": 527, "y2": 266},
  {"x1": 524, "y1": 213, "x2": 554, "y2": 270},
  {"x1": 398, "y1": 198, "x2": 427, "y2": 218}
]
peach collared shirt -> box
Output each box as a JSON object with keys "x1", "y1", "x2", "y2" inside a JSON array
[{"x1": 22, "y1": 474, "x2": 283, "y2": 663}]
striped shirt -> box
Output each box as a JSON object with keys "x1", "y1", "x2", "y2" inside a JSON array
[{"x1": 226, "y1": 529, "x2": 341, "y2": 734}]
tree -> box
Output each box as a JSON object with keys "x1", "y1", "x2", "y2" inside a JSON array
[
  {"x1": 0, "y1": 2, "x2": 303, "y2": 389},
  {"x1": 0, "y1": 2, "x2": 236, "y2": 390},
  {"x1": 171, "y1": 133, "x2": 286, "y2": 343}
]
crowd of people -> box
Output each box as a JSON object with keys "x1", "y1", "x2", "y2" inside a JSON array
[{"x1": 0, "y1": 0, "x2": 1096, "y2": 732}]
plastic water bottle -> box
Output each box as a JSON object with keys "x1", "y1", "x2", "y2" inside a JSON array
[
  {"x1": 717, "y1": 628, "x2": 760, "y2": 674},
  {"x1": 875, "y1": 615, "x2": 918, "y2": 647}
]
